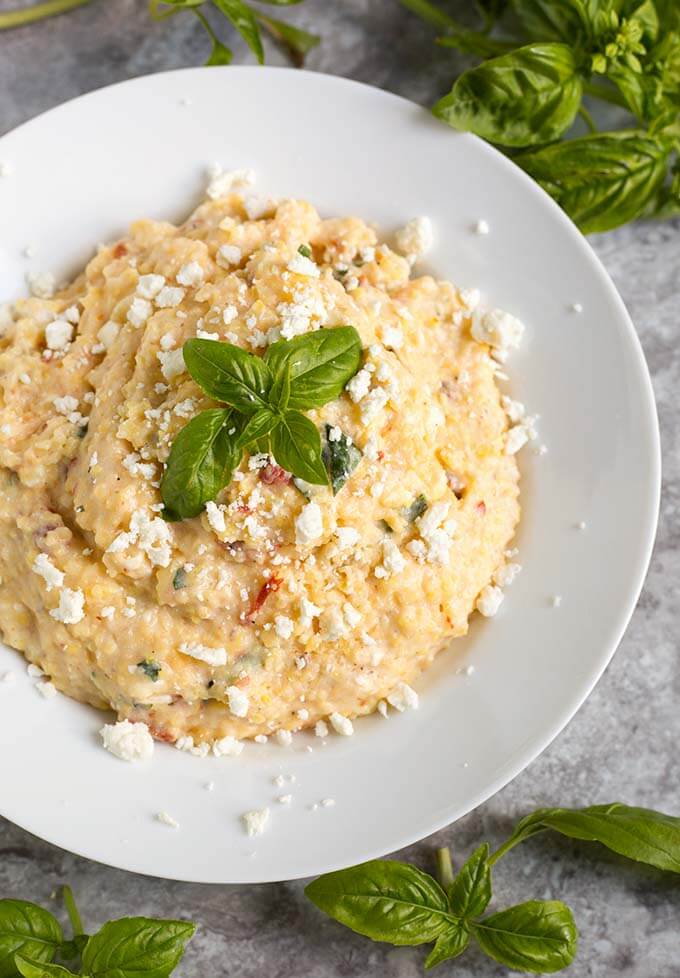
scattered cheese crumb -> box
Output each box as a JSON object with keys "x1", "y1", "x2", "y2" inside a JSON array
[
  {"x1": 179, "y1": 642, "x2": 227, "y2": 667},
  {"x1": 274, "y1": 615, "x2": 294, "y2": 640},
  {"x1": 206, "y1": 165, "x2": 255, "y2": 199},
  {"x1": 329, "y1": 712, "x2": 354, "y2": 736},
  {"x1": 45, "y1": 319, "x2": 73, "y2": 351},
  {"x1": 227, "y1": 685, "x2": 249, "y2": 718},
  {"x1": 315, "y1": 720, "x2": 329, "y2": 738},
  {"x1": 157, "y1": 347, "x2": 186, "y2": 382},
  {"x1": 156, "y1": 811, "x2": 180, "y2": 829},
  {"x1": 295, "y1": 501, "x2": 323, "y2": 546},
  {"x1": 49, "y1": 588, "x2": 85, "y2": 624},
  {"x1": 386, "y1": 682, "x2": 419, "y2": 712},
  {"x1": 36, "y1": 681, "x2": 57, "y2": 699},
  {"x1": 177, "y1": 261, "x2": 205, "y2": 287},
  {"x1": 471, "y1": 307, "x2": 525, "y2": 358},
  {"x1": 213, "y1": 735, "x2": 244, "y2": 757},
  {"x1": 205, "y1": 500, "x2": 226, "y2": 534},
  {"x1": 32, "y1": 553, "x2": 64, "y2": 591},
  {"x1": 99, "y1": 720, "x2": 154, "y2": 761},
  {"x1": 474, "y1": 219, "x2": 490, "y2": 235},
  {"x1": 395, "y1": 216, "x2": 433, "y2": 263},
  {"x1": 26, "y1": 271, "x2": 56, "y2": 299},
  {"x1": 288, "y1": 253, "x2": 319, "y2": 278},
  {"x1": 476, "y1": 585, "x2": 504, "y2": 618},
  {"x1": 155, "y1": 285, "x2": 185, "y2": 308},
  {"x1": 494, "y1": 562, "x2": 522, "y2": 587},
  {"x1": 275, "y1": 729, "x2": 293, "y2": 747},
  {"x1": 137, "y1": 274, "x2": 165, "y2": 299},
  {"x1": 242, "y1": 807, "x2": 270, "y2": 837},
  {"x1": 217, "y1": 244, "x2": 242, "y2": 267}
]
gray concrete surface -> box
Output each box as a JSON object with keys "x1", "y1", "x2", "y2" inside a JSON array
[{"x1": 1, "y1": 1, "x2": 678, "y2": 974}]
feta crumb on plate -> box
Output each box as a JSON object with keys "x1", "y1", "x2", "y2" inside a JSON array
[
  {"x1": 100, "y1": 719, "x2": 154, "y2": 762},
  {"x1": 242, "y1": 807, "x2": 270, "y2": 837}
]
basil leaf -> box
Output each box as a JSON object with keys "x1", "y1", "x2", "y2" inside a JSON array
[
  {"x1": 434, "y1": 43, "x2": 583, "y2": 148},
  {"x1": 517, "y1": 131, "x2": 671, "y2": 232},
  {"x1": 510, "y1": 0, "x2": 593, "y2": 42},
  {"x1": 183, "y1": 339, "x2": 272, "y2": 413},
  {"x1": 269, "y1": 363, "x2": 291, "y2": 412},
  {"x1": 235, "y1": 407, "x2": 280, "y2": 449},
  {"x1": 211, "y1": 0, "x2": 263, "y2": 64},
  {"x1": 508, "y1": 803, "x2": 680, "y2": 873},
  {"x1": 404, "y1": 494, "x2": 428, "y2": 523},
  {"x1": 305, "y1": 860, "x2": 455, "y2": 945},
  {"x1": 264, "y1": 326, "x2": 362, "y2": 409},
  {"x1": 471, "y1": 900, "x2": 577, "y2": 973},
  {"x1": 0, "y1": 902, "x2": 62, "y2": 978},
  {"x1": 160, "y1": 408, "x2": 241, "y2": 519},
  {"x1": 396, "y1": 0, "x2": 459, "y2": 30},
  {"x1": 321, "y1": 424, "x2": 362, "y2": 494},
  {"x1": 137, "y1": 659, "x2": 161, "y2": 681},
  {"x1": 423, "y1": 924, "x2": 469, "y2": 969},
  {"x1": 271, "y1": 412, "x2": 328, "y2": 485},
  {"x1": 57, "y1": 935, "x2": 88, "y2": 962},
  {"x1": 191, "y1": 8, "x2": 233, "y2": 65},
  {"x1": 15, "y1": 959, "x2": 76, "y2": 978},
  {"x1": 81, "y1": 918, "x2": 195, "y2": 978},
  {"x1": 257, "y1": 15, "x2": 320, "y2": 65},
  {"x1": 448, "y1": 844, "x2": 491, "y2": 919}
]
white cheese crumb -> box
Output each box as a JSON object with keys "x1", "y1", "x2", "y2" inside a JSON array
[
  {"x1": 474, "y1": 219, "x2": 490, "y2": 235},
  {"x1": 49, "y1": 588, "x2": 85, "y2": 624},
  {"x1": 501, "y1": 396, "x2": 526, "y2": 423},
  {"x1": 213, "y1": 735, "x2": 244, "y2": 757},
  {"x1": 299, "y1": 596, "x2": 321, "y2": 629},
  {"x1": 97, "y1": 321, "x2": 120, "y2": 350},
  {"x1": 476, "y1": 584, "x2": 504, "y2": 618},
  {"x1": 374, "y1": 538, "x2": 406, "y2": 579},
  {"x1": 100, "y1": 720, "x2": 154, "y2": 761},
  {"x1": 205, "y1": 500, "x2": 226, "y2": 534},
  {"x1": 494, "y1": 562, "x2": 522, "y2": 587},
  {"x1": 335, "y1": 526, "x2": 360, "y2": 549},
  {"x1": 315, "y1": 720, "x2": 329, "y2": 738},
  {"x1": 136, "y1": 274, "x2": 166, "y2": 299},
  {"x1": 274, "y1": 615, "x2": 294, "y2": 639},
  {"x1": 244, "y1": 193, "x2": 275, "y2": 220},
  {"x1": 275, "y1": 729, "x2": 293, "y2": 747},
  {"x1": 570, "y1": 302, "x2": 583, "y2": 313},
  {"x1": 295, "y1": 501, "x2": 323, "y2": 547},
  {"x1": 177, "y1": 261, "x2": 204, "y2": 287},
  {"x1": 205, "y1": 781, "x2": 215, "y2": 791},
  {"x1": 360, "y1": 387, "x2": 388, "y2": 425},
  {"x1": 552, "y1": 594, "x2": 563, "y2": 608},
  {"x1": 278, "y1": 794, "x2": 292, "y2": 805},
  {"x1": 227, "y1": 685, "x2": 249, "y2": 718},
  {"x1": 1, "y1": 671, "x2": 16, "y2": 685},
  {"x1": 346, "y1": 368, "x2": 372, "y2": 403},
  {"x1": 206, "y1": 165, "x2": 255, "y2": 199},
  {"x1": 505, "y1": 416, "x2": 538, "y2": 455},
  {"x1": 471, "y1": 307, "x2": 525, "y2": 357},
  {"x1": 576, "y1": 520, "x2": 587, "y2": 530},
  {"x1": 0, "y1": 161, "x2": 12, "y2": 177},
  {"x1": 242, "y1": 807, "x2": 270, "y2": 837},
  {"x1": 127, "y1": 296, "x2": 152, "y2": 328},
  {"x1": 223, "y1": 305, "x2": 238, "y2": 325},
  {"x1": 287, "y1": 253, "x2": 319, "y2": 278},
  {"x1": 156, "y1": 811, "x2": 180, "y2": 829},
  {"x1": 100, "y1": 606, "x2": 115, "y2": 619},
  {"x1": 157, "y1": 347, "x2": 186, "y2": 381},
  {"x1": 36, "y1": 681, "x2": 57, "y2": 699},
  {"x1": 321, "y1": 798, "x2": 335, "y2": 808},
  {"x1": 32, "y1": 553, "x2": 64, "y2": 591},
  {"x1": 27, "y1": 663, "x2": 44, "y2": 678},
  {"x1": 26, "y1": 271, "x2": 56, "y2": 299},
  {"x1": 45, "y1": 319, "x2": 73, "y2": 351},
  {"x1": 217, "y1": 244, "x2": 242, "y2": 267},
  {"x1": 395, "y1": 216, "x2": 433, "y2": 263},
  {"x1": 179, "y1": 642, "x2": 227, "y2": 667},
  {"x1": 329, "y1": 712, "x2": 354, "y2": 736},
  {"x1": 387, "y1": 681, "x2": 419, "y2": 712},
  {"x1": 155, "y1": 285, "x2": 185, "y2": 308}
]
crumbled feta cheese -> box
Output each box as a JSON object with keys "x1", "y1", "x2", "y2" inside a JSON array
[
  {"x1": 1, "y1": 671, "x2": 16, "y2": 685},
  {"x1": 205, "y1": 500, "x2": 226, "y2": 534},
  {"x1": 387, "y1": 681, "x2": 419, "y2": 712},
  {"x1": 275, "y1": 728, "x2": 293, "y2": 746},
  {"x1": 97, "y1": 321, "x2": 119, "y2": 350},
  {"x1": 346, "y1": 368, "x2": 372, "y2": 403},
  {"x1": 315, "y1": 720, "x2": 329, "y2": 738},
  {"x1": 227, "y1": 685, "x2": 249, "y2": 718},
  {"x1": 328, "y1": 425, "x2": 342, "y2": 443},
  {"x1": 570, "y1": 302, "x2": 583, "y2": 313},
  {"x1": 217, "y1": 244, "x2": 242, "y2": 267},
  {"x1": 53, "y1": 395, "x2": 79, "y2": 417},
  {"x1": 411, "y1": 502, "x2": 455, "y2": 566},
  {"x1": 223, "y1": 305, "x2": 238, "y2": 325},
  {"x1": 36, "y1": 681, "x2": 57, "y2": 699},
  {"x1": 501, "y1": 396, "x2": 525, "y2": 424},
  {"x1": 382, "y1": 324, "x2": 403, "y2": 349},
  {"x1": 471, "y1": 307, "x2": 525, "y2": 357},
  {"x1": 374, "y1": 537, "x2": 406, "y2": 579},
  {"x1": 274, "y1": 615, "x2": 294, "y2": 639},
  {"x1": 27, "y1": 663, "x2": 44, "y2": 678},
  {"x1": 179, "y1": 642, "x2": 227, "y2": 667},
  {"x1": 505, "y1": 423, "x2": 530, "y2": 455},
  {"x1": 278, "y1": 794, "x2": 292, "y2": 805},
  {"x1": 242, "y1": 807, "x2": 270, "y2": 837},
  {"x1": 45, "y1": 319, "x2": 73, "y2": 351},
  {"x1": 99, "y1": 719, "x2": 154, "y2": 761},
  {"x1": 552, "y1": 594, "x2": 563, "y2": 608},
  {"x1": 157, "y1": 347, "x2": 186, "y2": 381},
  {"x1": 295, "y1": 501, "x2": 323, "y2": 547},
  {"x1": 26, "y1": 271, "x2": 56, "y2": 299},
  {"x1": 0, "y1": 161, "x2": 12, "y2": 177},
  {"x1": 321, "y1": 798, "x2": 335, "y2": 808},
  {"x1": 206, "y1": 165, "x2": 255, "y2": 200},
  {"x1": 494, "y1": 562, "x2": 522, "y2": 587},
  {"x1": 177, "y1": 261, "x2": 204, "y2": 287},
  {"x1": 155, "y1": 286, "x2": 185, "y2": 308},
  {"x1": 576, "y1": 520, "x2": 587, "y2": 530},
  {"x1": 49, "y1": 588, "x2": 85, "y2": 624},
  {"x1": 395, "y1": 216, "x2": 433, "y2": 262},
  {"x1": 335, "y1": 526, "x2": 360, "y2": 549},
  {"x1": 323, "y1": 607, "x2": 348, "y2": 641},
  {"x1": 288, "y1": 253, "x2": 319, "y2": 278},
  {"x1": 32, "y1": 553, "x2": 64, "y2": 591},
  {"x1": 100, "y1": 606, "x2": 115, "y2": 619},
  {"x1": 137, "y1": 274, "x2": 166, "y2": 299},
  {"x1": 329, "y1": 712, "x2": 354, "y2": 736},
  {"x1": 476, "y1": 584, "x2": 504, "y2": 617},
  {"x1": 474, "y1": 219, "x2": 490, "y2": 235},
  {"x1": 360, "y1": 387, "x2": 388, "y2": 424},
  {"x1": 299, "y1": 596, "x2": 321, "y2": 629},
  {"x1": 127, "y1": 297, "x2": 152, "y2": 328},
  {"x1": 213, "y1": 735, "x2": 244, "y2": 757},
  {"x1": 156, "y1": 811, "x2": 180, "y2": 829},
  {"x1": 244, "y1": 194, "x2": 275, "y2": 220}
]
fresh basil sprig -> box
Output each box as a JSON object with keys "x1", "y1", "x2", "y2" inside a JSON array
[
  {"x1": 160, "y1": 326, "x2": 363, "y2": 519},
  {"x1": 306, "y1": 801, "x2": 680, "y2": 972},
  {"x1": 402, "y1": 0, "x2": 680, "y2": 232},
  {"x1": 0, "y1": 888, "x2": 194, "y2": 978}
]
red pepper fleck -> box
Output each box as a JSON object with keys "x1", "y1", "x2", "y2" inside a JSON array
[
  {"x1": 247, "y1": 575, "x2": 282, "y2": 622},
  {"x1": 236, "y1": 501, "x2": 252, "y2": 514},
  {"x1": 475, "y1": 500, "x2": 487, "y2": 515},
  {"x1": 260, "y1": 463, "x2": 291, "y2": 486},
  {"x1": 146, "y1": 723, "x2": 176, "y2": 744},
  {"x1": 376, "y1": 450, "x2": 385, "y2": 462},
  {"x1": 112, "y1": 243, "x2": 128, "y2": 258}
]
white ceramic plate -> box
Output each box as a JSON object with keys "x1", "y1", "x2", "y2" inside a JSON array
[{"x1": 0, "y1": 67, "x2": 660, "y2": 884}]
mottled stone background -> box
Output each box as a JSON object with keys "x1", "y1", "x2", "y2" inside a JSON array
[{"x1": 1, "y1": 1, "x2": 678, "y2": 975}]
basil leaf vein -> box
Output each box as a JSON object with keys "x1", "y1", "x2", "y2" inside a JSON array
[
  {"x1": 0, "y1": 901, "x2": 63, "y2": 978},
  {"x1": 183, "y1": 338, "x2": 272, "y2": 413},
  {"x1": 81, "y1": 917, "x2": 195, "y2": 978}
]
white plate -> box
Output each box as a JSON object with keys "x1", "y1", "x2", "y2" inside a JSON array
[{"x1": 0, "y1": 67, "x2": 660, "y2": 884}]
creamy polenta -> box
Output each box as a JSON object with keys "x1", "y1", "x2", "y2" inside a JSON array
[{"x1": 0, "y1": 173, "x2": 524, "y2": 750}]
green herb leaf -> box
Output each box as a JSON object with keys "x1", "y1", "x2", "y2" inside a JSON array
[
  {"x1": 510, "y1": 0, "x2": 592, "y2": 42},
  {"x1": 448, "y1": 844, "x2": 492, "y2": 919},
  {"x1": 192, "y1": 7, "x2": 233, "y2": 64},
  {"x1": 257, "y1": 15, "x2": 320, "y2": 66},
  {"x1": 264, "y1": 326, "x2": 362, "y2": 410},
  {"x1": 404, "y1": 494, "x2": 428, "y2": 523},
  {"x1": 235, "y1": 407, "x2": 279, "y2": 449},
  {"x1": 297, "y1": 243, "x2": 312, "y2": 257},
  {"x1": 160, "y1": 408, "x2": 241, "y2": 519},
  {"x1": 14, "y1": 958, "x2": 77, "y2": 978},
  {"x1": 183, "y1": 339, "x2": 272, "y2": 413},
  {"x1": 137, "y1": 660, "x2": 161, "y2": 681},
  {"x1": 56, "y1": 936, "x2": 88, "y2": 963},
  {"x1": 423, "y1": 924, "x2": 469, "y2": 969},
  {"x1": 506, "y1": 803, "x2": 680, "y2": 873},
  {"x1": 271, "y1": 412, "x2": 328, "y2": 485},
  {"x1": 305, "y1": 860, "x2": 455, "y2": 945},
  {"x1": 81, "y1": 917, "x2": 195, "y2": 978},
  {"x1": 269, "y1": 363, "x2": 291, "y2": 412},
  {"x1": 211, "y1": 0, "x2": 263, "y2": 63},
  {"x1": 516, "y1": 130, "x2": 671, "y2": 232},
  {"x1": 0, "y1": 902, "x2": 62, "y2": 978},
  {"x1": 322, "y1": 424, "x2": 362, "y2": 494},
  {"x1": 471, "y1": 900, "x2": 577, "y2": 973},
  {"x1": 433, "y1": 42, "x2": 583, "y2": 147},
  {"x1": 172, "y1": 567, "x2": 187, "y2": 589}
]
